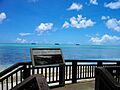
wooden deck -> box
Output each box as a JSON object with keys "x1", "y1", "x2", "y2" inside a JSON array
[
  {"x1": 1, "y1": 60, "x2": 119, "y2": 90},
  {"x1": 51, "y1": 80, "x2": 95, "y2": 90}
]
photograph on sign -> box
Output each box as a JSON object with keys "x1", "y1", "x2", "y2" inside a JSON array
[{"x1": 30, "y1": 48, "x2": 64, "y2": 67}]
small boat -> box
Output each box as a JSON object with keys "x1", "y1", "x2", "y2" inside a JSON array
[
  {"x1": 76, "y1": 44, "x2": 80, "y2": 45},
  {"x1": 31, "y1": 43, "x2": 36, "y2": 45},
  {"x1": 55, "y1": 43, "x2": 60, "y2": 45}
]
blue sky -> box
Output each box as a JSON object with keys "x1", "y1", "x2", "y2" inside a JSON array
[{"x1": 0, "y1": 0, "x2": 120, "y2": 44}]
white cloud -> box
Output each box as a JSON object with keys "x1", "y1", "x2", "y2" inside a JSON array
[
  {"x1": 62, "y1": 21, "x2": 70, "y2": 28},
  {"x1": 90, "y1": 34, "x2": 120, "y2": 44},
  {"x1": 19, "y1": 33, "x2": 31, "y2": 36},
  {"x1": 67, "y1": 3, "x2": 83, "y2": 11},
  {"x1": 101, "y1": 16, "x2": 110, "y2": 20},
  {"x1": 104, "y1": 0, "x2": 120, "y2": 9},
  {"x1": 90, "y1": 0, "x2": 98, "y2": 5},
  {"x1": 36, "y1": 23, "x2": 53, "y2": 33},
  {"x1": 62, "y1": 15, "x2": 95, "y2": 29},
  {"x1": 16, "y1": 38, "x2": 27, "y2": 43},
  {"x1": 106, "y1": 18, "x2": 120, "y2": 32},
  {"x1": 0, "y1": 12, "x2": 6, "y2": 23}
]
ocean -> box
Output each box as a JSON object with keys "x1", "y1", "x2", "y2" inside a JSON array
[{"x1": 0, "y1": 43, "x2": 120, "y2": 72}]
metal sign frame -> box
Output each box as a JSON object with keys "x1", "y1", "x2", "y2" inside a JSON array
[{"x1": 30, "y1": 48, "x2": 65, "y2": 67}]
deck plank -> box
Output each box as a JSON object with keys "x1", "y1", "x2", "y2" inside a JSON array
[{"x1": 51, "y1": 80, "x2": 95, "y2": 90}]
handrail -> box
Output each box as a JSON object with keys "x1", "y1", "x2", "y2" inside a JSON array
[
  {"x1": 65, "y1": 59, "x2": 120, "y2": 62},
  {"x1": 11, "y1": 74, "x2": 50, "y2": 90},
  {"x1": 95, "y1": 67, "x2": 120, "y2": 90},
  {"x1": 0, "y1": 60, "x2": 119, "y2": 78},
  {"x1": 0, "y1": 59, "x2": 120, "y2": 90},
  {"x1": 0, "y1": 62, "x2": 31, "y2": 78}
]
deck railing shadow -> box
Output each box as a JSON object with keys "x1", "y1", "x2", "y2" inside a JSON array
[{"x1": 0, "y1": 60, "x2": 120, "y2": 90}]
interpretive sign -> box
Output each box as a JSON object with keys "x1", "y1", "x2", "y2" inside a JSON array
[{"x1": 30, "y1": 48, "x2": 65, "y2": 67}]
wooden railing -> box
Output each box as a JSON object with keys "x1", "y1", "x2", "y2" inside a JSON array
[
  {"x1": 0, "y1": 60, "x2": 120, "y2": 90},
  {"x1": 95, "y1": 66, "x2": 120, "y2": 90}
]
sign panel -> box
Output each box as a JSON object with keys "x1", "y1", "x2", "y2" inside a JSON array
[{"x1": 30, "y1": 48, "x2": 65, "y2": 67}]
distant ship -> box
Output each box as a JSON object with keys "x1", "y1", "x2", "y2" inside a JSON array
[
  {"x1": 54, "y1": 43, "x2": 60, "y2": 45},
  {"x1": 76, "y1": 44, "x2": 80, "y2": 45},
  {"x1": 31, "y1": 43, "x2": 36, "y2": 45}
]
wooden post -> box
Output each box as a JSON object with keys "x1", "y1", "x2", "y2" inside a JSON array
[
  {"x1": 117, "y1": 61, "x2": 120, "y2": 66},
  {"x1": 97, "y1": 61, "x2": 102, "y2": 67},
  {"x1": 72, "y1": 61, "x2": 77, "y2": 83},
  {"x1": 95, "y1": 68, "x2": 100, "y2": 90},
  {"x1": 116, "y1": 61, "x2": 120, "y2": 82},
  {"x1": 59, "y1": 64, "x2": 65, "y2": 87},
  {"x1": 22, "y1": 65, "x2": 30, "y2": 79}
]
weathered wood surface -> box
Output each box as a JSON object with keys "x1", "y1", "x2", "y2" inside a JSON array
[{"x1": 11, "y1": 74, "x2": 50, "y2": 90}]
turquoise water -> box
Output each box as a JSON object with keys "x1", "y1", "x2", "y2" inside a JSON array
[{"x1": 0, "y1": 43, "x2": 120, "y2": 71}]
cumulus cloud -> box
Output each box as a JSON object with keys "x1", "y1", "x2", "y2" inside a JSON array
[
  {"x1": 106, "y1": 18, "x2": 120, "y2": 32},
  {"x1": 19, "y1": 33, "x2": 31, "y2": 36},
  {"x1": 104, "y1": 0, "x2": 120, "y2": 9},
  {"x1": 62, "y1": 21, "x2": 70, "y2": 28},
  {"x1": 101, "y1": 16, "x2": 110, "y2": 20},
  {"x1": 90, "y1": 0, "x2": 98, "y2": 5},
  {"x1": 62, "y1": 15, "x2": 95, "y2": 29},
  {"x1": 36, "y1": 23, "x2": 53, "y2": 33},
  {"x1": 90, "y1": 34, "x2": 120, "y2": 44},
  {"x1": 16, "y1": 38, "x2": 27, "y2": 43},
  {"x1": 67, "y1": 3, "x2": 83, "y2": 11},
  {"x1": 0, "y1": 12, "x2": 6, "y2": 23}
]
